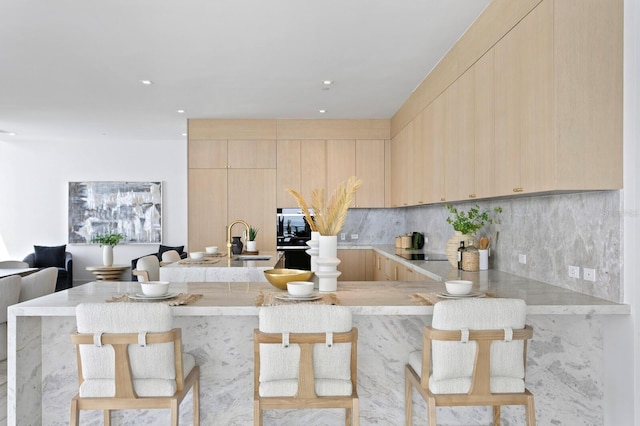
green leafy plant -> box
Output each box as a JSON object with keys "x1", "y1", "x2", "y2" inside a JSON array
[
  {"x1": 445, "y1": 204, "x2": 502, "y2": 235},
  {"x1": 248, "y1": 226, "x2": 259, "y2": 241},
  {"x1": 91, "y1": 232, "x2": 125, "y2": 247}
]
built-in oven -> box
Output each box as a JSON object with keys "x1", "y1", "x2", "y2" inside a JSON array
[{"x1": 277, "y1": 208, "x2": 313, "y2": 270}]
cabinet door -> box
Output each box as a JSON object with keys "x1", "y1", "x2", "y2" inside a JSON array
[
  {"x1": 444, "y1": 69, "x2": 475, "y2": 202},
  {"x1": 227, "y1": 169, "x2": 277, "y2": 251},
  {"x1": 423, "y1": 95, "x2": 446, "y2": 203},
  {"x1": 355, "y1": 140, "x2": 385, "y2": 208},
  {"x1": 300, "y1": 140, "x2": 326, "y2": 200},
  {"x1": 390, "y1": 126, "x2": 412, "y2": 207},
  {"x1": 337, "y1": 249, "x2": 367, "y2": 281},
  {"x1": 188, "y1": 140, "x2": 227, "y2": 169},
  {"x1": 372, "y1": 252, "x2": 391, "y2": 281},
  {"x1": 276, "y1": 140, "x2": 301, "y2": 207},
  {"x1": 326, "y1": 140, "x2": 356, "y2": 206},
  {"x1": 228, "y1": 140, "x2": 277, "y2": 169},
  {"x1": 412, "y1": 112, "x2": 427, "y2": 206},
  {"x1": 474, "y1": 49, "x2": 496, "y2": 198},
  {"x1": 494, "y1": 0, "x2": 553, "y2": 196},
  {"x1": 188, "y1": 169, "x2": 228, "y2": 251}
]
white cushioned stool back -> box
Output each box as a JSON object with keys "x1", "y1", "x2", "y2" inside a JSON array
[
  {"x1": 136, "y1": 255, "x2": 160, "y2": 282},
  {"x1": 431, "y1": 298, "x2": 526, "y2": 383},
  {"x1": 258, "y1": 305, "x2": 352, "y2": 383},
  {"x1": 76, "y1": 303, "x2": 175, "y2": 381}
]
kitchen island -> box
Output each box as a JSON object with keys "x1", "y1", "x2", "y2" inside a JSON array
[
  {"x1": 8, "y1": 272, "x2": 628, "y2": 425},
  {"x1": 159, "y1": 251, "x2": 283, "y2": 282}
]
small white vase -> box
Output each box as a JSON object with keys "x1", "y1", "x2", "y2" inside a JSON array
[
  {"x1": 102, "y1": 245, "x2": 113, "y2": 267},
  {"x1": 306, "y1": 231, "x2": 320, "y2": 273},
  {"x1": 315, "y1": 235, "x2": 341, "y2": 292},
  {"x1": 246, "y1": 241, "x2": 257, "y2": 252}
]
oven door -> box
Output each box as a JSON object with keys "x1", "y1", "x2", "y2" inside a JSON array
[{"x1": 278, "y1": 247, "x2": 311, "y2": 270}]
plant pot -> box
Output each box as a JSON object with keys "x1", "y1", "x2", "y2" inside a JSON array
[
  {"x1": 246, "y1": 241, "x2": 257, "y2": 252},
  {"x1": 102, "y1": 245, "x2": 113, "y2": 267},
  {"x1": 445, "y1": 231, "x2": 477, "y2": 267}
]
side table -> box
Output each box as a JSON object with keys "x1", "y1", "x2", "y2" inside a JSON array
[{"x1": 86, "y1": 265, "x2": 130, "y2": 281}]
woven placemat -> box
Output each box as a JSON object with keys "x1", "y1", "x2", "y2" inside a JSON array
[
  {"x1": 411, "y1": 292, "x2": 495, "y2": 306},
  {"x1": 178, "y1": 258, "x2": 220, "y2": 265},
  {"x1": 107, "y1": 293, "x2": 203, "y2": 306},
  {"x1": 256, "y1": 292, "x2": 340, "y2": 307}
]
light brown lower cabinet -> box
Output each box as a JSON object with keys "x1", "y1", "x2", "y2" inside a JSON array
[{"x1": 339, "y1": 249, "x2": 435, "y2": 282}]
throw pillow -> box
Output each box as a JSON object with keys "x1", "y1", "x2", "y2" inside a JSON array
[{"x1": 34, "y1": 245, "x2": 66, "y2": 268}]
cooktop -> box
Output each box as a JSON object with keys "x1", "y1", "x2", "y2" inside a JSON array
[{"x1": 395, "y1": 252, "x2": 448, "y2": 261}]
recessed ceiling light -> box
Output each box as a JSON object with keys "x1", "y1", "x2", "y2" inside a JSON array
[
  {"x1": 177, "y1": 109, "x2": 185, "y2": 114},
  {"x1": 319, "y1": 109, "x2": 327, "y2": 114},
  {"x1": 140, "y1": 80, "x2": 153, "y2": 85},
  {"x1": 322, "y1": 80, "x2": 333, "y2": 85}
]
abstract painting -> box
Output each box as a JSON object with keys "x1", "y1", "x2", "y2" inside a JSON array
[{"x1": 68, "y1": 181, "x2": 162, "y2": 244}]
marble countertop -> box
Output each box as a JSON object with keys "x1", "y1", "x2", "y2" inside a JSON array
[{"x1": 9, "y1": 276, "x2": 628, "y2": 318}]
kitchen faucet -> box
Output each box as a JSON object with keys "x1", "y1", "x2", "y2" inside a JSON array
[{"x1": 227, "y1": 219, "x2": 250, "y2": 258}]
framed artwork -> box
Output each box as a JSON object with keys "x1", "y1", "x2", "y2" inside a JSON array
[{"x1": 68, "y1": 181, "x2": 162, "y2": 244}]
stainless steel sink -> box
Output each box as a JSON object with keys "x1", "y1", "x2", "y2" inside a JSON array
[{"x1": 234, "y1": 255, "x2": 272, "y2": 261}]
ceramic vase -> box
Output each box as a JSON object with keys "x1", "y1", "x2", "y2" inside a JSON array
[
  {"x1": 315, "y1": 235, "x2": 341, "y2": 292},
  {"x1": 246, "y1": 241, "x2": 257, "y2": 252},
  {"x1": 445, "y1": 231, "x2": 477, "y2": 267},
  {"x1": 306, "y1": 231, "x2": 320, "y2": 272},
  {"x1": 102, "y1": 245, "x2": 113, "y2": 267},
  {"x1": 231, "y1": 236, "x2": 243, "y2": 254}
]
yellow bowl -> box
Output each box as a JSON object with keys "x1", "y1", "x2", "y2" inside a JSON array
[{"x1": 263, "y1": 269, "x2": 314, "y2": 290}]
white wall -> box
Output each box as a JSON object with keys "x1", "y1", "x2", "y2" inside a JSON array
[{"x1": 0, "y1": 138, "x2": 187, "y2": 283}]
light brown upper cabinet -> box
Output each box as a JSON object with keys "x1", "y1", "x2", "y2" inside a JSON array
[
  {"x1": 421, "y1": 94, "x2": 446, "y2": 204},
  {"x1": 494, "y1": 0, "x2": 622, "y2": 195},
  {"x1": 276, "y1": 140, "x2": 302, "y2": 207},
  {"x1": 327, "y1": 139, "x2": 356, "y2": 206},
  {"x1": 188, "y1": 140, "x2": 228, "y2": 169},
  {"x1": 227, "y1": 140, "x2": 277, "y2": 169},
  {"x1": 300, "y1": 140, "x2": 327, "y2": 203},
  {"x1": 473, "y1": 49, "x2": 496, "y2": 199},
  {"x1": 355, "y1": 139, "x2": 385, "y2": 208}
]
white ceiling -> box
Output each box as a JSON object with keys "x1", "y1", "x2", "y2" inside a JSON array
[{"x1": 0, "y1": 0, "x2": 490, "y2": 143}]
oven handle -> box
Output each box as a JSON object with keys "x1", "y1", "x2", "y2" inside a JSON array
[{"x1": 277, "y1": 246, "x2": 309, "y2": 250}]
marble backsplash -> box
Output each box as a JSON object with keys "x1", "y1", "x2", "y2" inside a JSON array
[{"x1": 341, "y1": 191, "x2": 623, "y2": 302}]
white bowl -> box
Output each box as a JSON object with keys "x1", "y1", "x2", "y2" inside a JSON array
[
  {"x1": 205, "y1": 246, "x2": 218, "y2": 254},
  {"x1": 140, "y1": 281, "x2": 170, "y2": 297},
  {"x1": 190, "y1": 252, "x2": 204, "y2": 260},
  {"x1": 445, "y1": 280, "x2": 473, "y2": 295},
  {"x1": 287, "y1": 281, "x2": 314, "y2": 297}
]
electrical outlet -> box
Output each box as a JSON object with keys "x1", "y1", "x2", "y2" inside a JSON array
[
  {"x1": 518, "y1": 254, "x2": 527, "y2": 264},
  {"x1": 351, "y1": 234, "x2": 359, "y2": 240},
  {"x1": 568, "y1": 265, "x2": 580, "y2": 279},
  {"x1": 584, "y1": 268, "x2": 596, "y2": 282},
  {"x1": 340, "y1": 233, "x2": 346, "y2": 241}
]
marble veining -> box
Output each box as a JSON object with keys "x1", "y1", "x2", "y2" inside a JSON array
[{"x1": 8, "y1": 279, "x2": 627, "y2": 425}]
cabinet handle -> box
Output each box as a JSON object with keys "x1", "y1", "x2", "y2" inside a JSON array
[
  {"x1": 440, "y1": 197, "x2": 446, "y2": 202},
  {"x1": 418, "y1": 200, "x2": 424, "y2": 204},
  {"x1": 513, "y1": 187, "x2": 524, "y2": 193},
  {"x1": 393, "y1": 266, "x2": 398, "y2": 281},
  {"x1": 469, "y1": 194, "x2": 476, "y2": 198}
]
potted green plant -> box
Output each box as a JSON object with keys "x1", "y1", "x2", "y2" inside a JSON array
[
  {"x1": 444, "y1": 204, "x2": 501, "y2": 267},
  {"x1": 91, "y1": 232, "x2": 125, "y2": 267},
  {"x1": 246, "y1": 226, "x2": 259, "y2": 253}
]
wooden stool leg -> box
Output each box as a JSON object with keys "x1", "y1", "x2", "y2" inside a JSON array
[
  {"x1": 346, "y1": 407, "x2": 351, "y2": 426},
  {"x1": 405, "y1": 369, "x2": 413, "y2": 426},
  {"x1": 253, "y1": 401, "x2": 262, "y2": 426},
  {"x1": 69, "y1": 399, "x2": 79, "y2": 426},
  {"x1": 493, "y1": 406, "x2": 501, "y2": 425},
  {"x1": 103, "y1": 409, "x2": 111, "y2": 426},
  {"x1": 352, "y1": 398, "x2": 359, "y2": 426},
  {"x1": 193, "y1": 376, "x2": 200, "y2": 426},
  {"x1": 171, "y1": 399, "x2": 179, "y2": 426},
  {"x1": 427, "y1": 397, "x2": 436, "y2": 426},
  {"x1": 526, "y1": 395, "x2": 536, "y2": 426}
]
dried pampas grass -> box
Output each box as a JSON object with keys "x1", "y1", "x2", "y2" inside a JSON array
[{"x1": 286, "y1": 176, "x2": 362, "y2": 236}]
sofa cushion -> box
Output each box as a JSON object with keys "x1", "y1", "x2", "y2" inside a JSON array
[
  {"x1": 34, "y1": 245, "x2": 66, "y2": 268},
  {"x1": 159, "y1": 245, "x2": 184, "y2": 257}
]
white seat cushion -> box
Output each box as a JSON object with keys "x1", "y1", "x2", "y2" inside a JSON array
[
  {"x1": 258, "y1": 305, "x2": 353, "y2": 397},
  {"x1": 80, "y1": 352, "x2": 196, "y2": 397}
]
